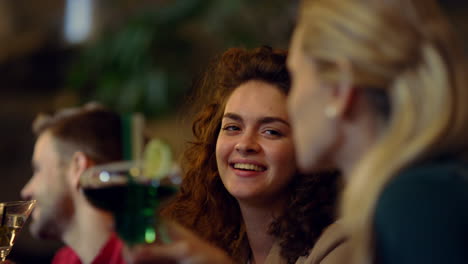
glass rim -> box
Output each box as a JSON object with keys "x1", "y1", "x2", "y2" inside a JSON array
[
  {"x1": 85, "y1": 160, "x2": 144, "y2": 170},
  {"x1": 0, "y1": 200, "x2": 37, "y2": 206},
  {"x1": 82, "y1": 160, "x2": 179, "y2": 176}
]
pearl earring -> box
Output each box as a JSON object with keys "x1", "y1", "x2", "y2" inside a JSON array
[{"x1": 325, "y1": 106, "x2": 338, "y2": 118}]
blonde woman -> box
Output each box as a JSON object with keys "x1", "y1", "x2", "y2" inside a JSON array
[
  {"x1": 287, "y1": 0, "x2": 468, "y2": 263},
  {"x1": 128, "y1": 0, "x2": 468, "y2": 263}
]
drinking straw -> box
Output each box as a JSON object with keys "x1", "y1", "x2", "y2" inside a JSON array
[
  {"x1": 121, "y1": 113, "x2": 145, "y2": 161},
  {"x1": 0, "y1": 204, "x2": 4, "y2": 226},
  {"x1": 121, "y1": 114, "x2": 133, "y2": 161},
  {"x1": 132, "y1": 113, "x2": 145, "y2": 162}
]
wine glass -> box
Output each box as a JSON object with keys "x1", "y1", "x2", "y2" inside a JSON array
[
  {"x1": 0, "y1": 200, "x2": 36, "y2": 261},
  {"x1": 79, "y1": 160, "x2": 180, "y2": 246}
]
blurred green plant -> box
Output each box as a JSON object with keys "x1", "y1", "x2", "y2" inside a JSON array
[{"x1": 67, "y1": 0, "x2": 294, "y2": 118}]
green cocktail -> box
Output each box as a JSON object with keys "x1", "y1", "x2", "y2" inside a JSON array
[{"x1": 80, "y1": 161, "x2": 179, "y2": 245}]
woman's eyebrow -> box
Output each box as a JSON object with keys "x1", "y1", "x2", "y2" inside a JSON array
[
  {"x1": 258, "y1": 116, "x2": 290, "y2": 127},
  {"x1": 223, "y1": 113, "x2": 290, "y2": 127},
  {"x1": 223, "y1": 113, "x2": 242, "y2": 122}
]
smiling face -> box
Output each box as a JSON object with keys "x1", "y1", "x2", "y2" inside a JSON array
[{"x1": 215, "y1": 80, "x2": 296, "y2": 205}]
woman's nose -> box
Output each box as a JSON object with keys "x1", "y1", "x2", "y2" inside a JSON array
[{"x1": 235, "y1": 133, "x2": 261, "y2": 155}]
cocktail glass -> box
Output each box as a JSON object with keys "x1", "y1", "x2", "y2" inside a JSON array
[
  {"x1": 0, "y1": 200, "x2": 36, "y2": 261},
  {"x1": 79, "y1": 161, "x2": 179, "y2": 246}
]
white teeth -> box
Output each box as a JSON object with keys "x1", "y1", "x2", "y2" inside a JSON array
[{"x1": 233, "y1": 163, "x2": 265, "y2": 172}]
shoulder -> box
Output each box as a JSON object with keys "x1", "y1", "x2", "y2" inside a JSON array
[
  {"x1": 52, "y1": 246, "x2": 81, "y2": 264},
  {"x1": 298, "y1": 221, "x2": 351, "y2": 264},
  {"x1": 376, "y1": 158, "x2": 468, "y2": 222},
  {"x1": 375, "y1": 158, "x2": 468, "y2": 263},
  {"x1": 382, "y1": 157, "x2": 468, "y2": 189}
]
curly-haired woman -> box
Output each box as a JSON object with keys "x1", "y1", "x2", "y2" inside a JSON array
[
  {"x1": 164, "y1": 46, "x2": 340, "y2": 264},
  {"x1": 130, "y1": 46, "x2": 341, "y2": 264}
]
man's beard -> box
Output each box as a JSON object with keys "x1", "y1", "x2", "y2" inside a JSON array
[{"x1": 29, "y1": 196, "x2": 74, "y2": 241}]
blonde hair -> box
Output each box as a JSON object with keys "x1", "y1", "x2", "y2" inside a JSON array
[{"x1": 298, "y1": 0, "x2": 468, "y2": 262}]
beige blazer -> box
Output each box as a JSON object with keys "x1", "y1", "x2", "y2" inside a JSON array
[
  {"x1": 298, "y1": 222, "x2": 350, "y2": 264},
  {"x1": 249, "y1": 222, "x2": 349, "y2": 264}
]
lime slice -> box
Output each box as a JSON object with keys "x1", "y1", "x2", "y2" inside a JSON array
[{"x1": 143, "y1": 139, "x2": 173, "y2": 179}]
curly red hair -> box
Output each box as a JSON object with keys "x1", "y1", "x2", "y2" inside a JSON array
[{"x1": 162, "y1": 46, "x2": 340, "y2": 263}]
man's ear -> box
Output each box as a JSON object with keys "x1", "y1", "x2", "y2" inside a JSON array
[
  {"x1": 69, "y1": 151, "x2": 95, "y2": 189},
  {"x1": 326, "y1": 58, "x2": 356, "y2": 119}
]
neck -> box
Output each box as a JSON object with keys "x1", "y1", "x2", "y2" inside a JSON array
[
  {"x1": 238, "y1": 200, "x2": 285, "y2": 264},
  {"x1": 337, "y1": 99, "x2": 385, "y2": 179},
  {"x1": 62, "y1": 196, "x2": 114, "y2": 264}
]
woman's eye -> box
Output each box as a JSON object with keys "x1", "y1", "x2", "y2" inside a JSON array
[
  {"x1": 222, "y1": 125, "x2": 240, "y2": 131},
  {"x1": 264, "y1": 129, "x2": 282, "y2": 137}
]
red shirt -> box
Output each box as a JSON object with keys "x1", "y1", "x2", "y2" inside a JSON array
[{"x1": 52, "y1": 233, "x2": 125, "y2": 264}]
